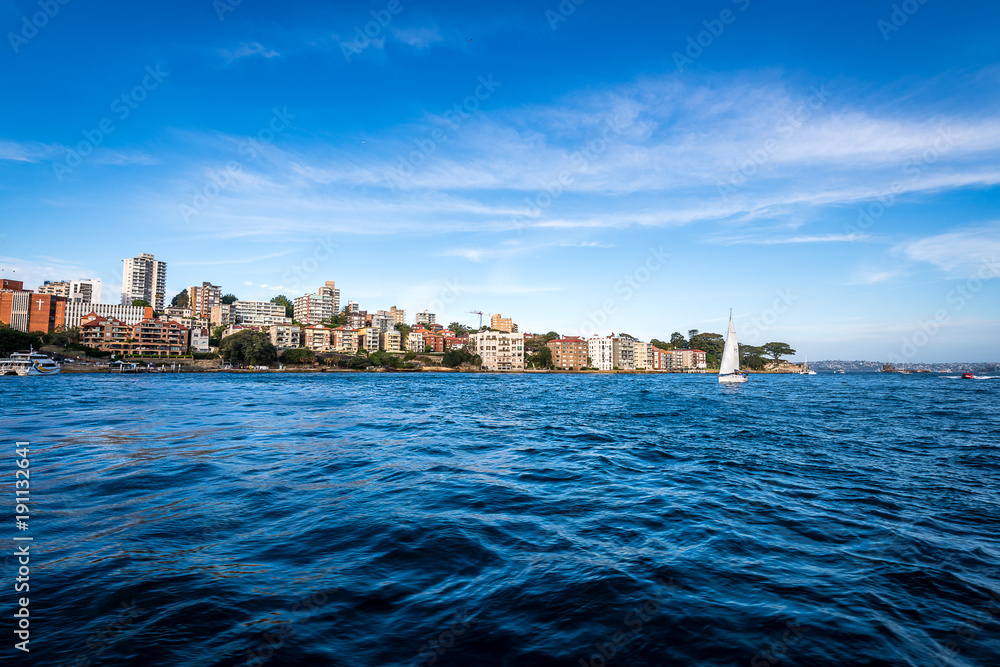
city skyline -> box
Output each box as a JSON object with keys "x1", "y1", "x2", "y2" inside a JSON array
[{"x1": 2, "y1": 0, "x2": 999, "y2": 361}]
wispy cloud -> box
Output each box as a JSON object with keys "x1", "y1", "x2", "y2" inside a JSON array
[
  {"x1": 723, "y1": 233, "x2": 870, "y2": 245},
  {"x1": 391, "y1": 26, "x2": 443, "y2": 48},
  {"x1": 897, "y1": 223, "x2": 1000, "y2": 275},
  {"x1": 171, "y1": 251, "x2": 295, "y2": 266},
  {"x1": 0, "y1": 140, "x2": 63, "y2": 163},
  {"x1": 219, "y1": 42, "x2": 281, "y2": 64}
]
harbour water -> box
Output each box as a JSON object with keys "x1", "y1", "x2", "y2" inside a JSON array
[{"x1": 4, "y1": 373, "x2": 999, "y2": 666}]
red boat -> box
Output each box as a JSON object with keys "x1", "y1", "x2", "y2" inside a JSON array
[{"x1": 962, "y1": 372, "x2": 975, "y2": 379}]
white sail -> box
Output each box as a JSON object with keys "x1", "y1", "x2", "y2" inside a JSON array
[{"x1": 719, "y1": 314, "x2": 740, "y2": 376}]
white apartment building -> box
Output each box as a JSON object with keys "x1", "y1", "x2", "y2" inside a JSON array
[
  {"x1": 212, "y1": 301, "x2": 291, "y2": 327},
  {"x1": 380, "y1": 330, "x2": 401, "y2": 352},
  {"x1": 371, "y1": 311, "x2": 393, "y2": 333},
  {"x1": 469, "y1": 331, "x2": 524, "y2": 372},
  {"x1": 294, "y1": 281, "x2": 340, "y2": 325},
  {"x1": 164, "y1": 306, "x2": 192, "y2": 319},
  {"x1": 612, "y1": 336, "x2": 636, "y2": 371},
  {"x1": 267, "y1": 324, "x2": 302, "y2": 349},
  {"x1": 406, "y1": 330, "x2": 425, "y2": 353},
  {"x1": 121, "y1": 252, "x2": 167, "y2": 310},
  {"x1": 190, "y1": 327, "x2": 210, "y2": 352},
  {"x1": 37, "y1": 279, "x2": 102, "y2": 303},
  {"x1": 63, "y1": 302, "x2": 153, "y2": 329},
  {"x1": 587, "y1": 336, "x2": 614, "y2": 371},
  {"x1": 416, "y1": 310, "x2": 435, "y2": 326},
  {"x1": 634, "y1": 341, "x2": 654, "y2": 370},
  {"x1": 188, "y1": 282, "x2": 222, "y2": 318},
  {"x1": 389, "y1": 306, "x2": 405, "y2": 325},
  {"x1": 357, "y1": 327, "x2": 380, "y2": 352}
]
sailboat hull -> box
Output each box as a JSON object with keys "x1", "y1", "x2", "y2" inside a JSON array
[{"x1": 718, "y1": 373, "x2": 748, "y2": 384}]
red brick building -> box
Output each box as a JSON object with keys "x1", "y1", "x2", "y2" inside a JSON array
[
  {"x1": 80, "y1": 314, "x2": 189, "y2": 356},
  {"x1": 547, "y1": 336, "x2": 588, "y2": 371},
  {"x1": 0, "y1": 286, "x2": 66, "y2": 333}
]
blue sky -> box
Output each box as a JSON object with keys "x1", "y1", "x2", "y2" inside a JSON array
[{"x1": 2, "y1": 0, "x2": 999, "y2": 361}]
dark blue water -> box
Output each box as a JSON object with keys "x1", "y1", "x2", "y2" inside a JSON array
[{"x1": 3, "y1": 373, "x2": 999, "y2": 666}]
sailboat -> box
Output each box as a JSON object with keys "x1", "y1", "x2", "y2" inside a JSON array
[
  {"x1": 718, "y1": 311, "x2": 748, "y2": 384},
  {"x1": 799, "y1": 353, "x2": 817, "y2": 375}
]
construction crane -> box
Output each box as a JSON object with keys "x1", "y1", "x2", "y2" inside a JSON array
[{"x1": 467, "y1": 310, "x2": 484, "y2": 328}]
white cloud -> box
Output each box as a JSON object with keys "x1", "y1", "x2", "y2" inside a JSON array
[
  {"x1": 219, "y1": 42, "x2": 281, "y2": 64},
  {"x1": 723, "y1": 233, "x2": 870, "y2": 245},
  {"x1": 897, "y1": 223, "x2": 1000, "y2": 276},
  {"x1": 391, "y1": 26, "x2": 443, "y2": 48}
]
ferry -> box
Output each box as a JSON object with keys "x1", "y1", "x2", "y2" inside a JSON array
[{"x1": 0, "y1": 349, "x2": 61, "y2": 376}]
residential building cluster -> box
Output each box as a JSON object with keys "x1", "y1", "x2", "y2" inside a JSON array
[{"x1": 0, "y1": 252, "x2": 709, "y2": 371}]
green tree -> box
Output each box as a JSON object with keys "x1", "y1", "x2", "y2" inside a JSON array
[
  {"x1": 368, "y1": 349, "x2": 402, "y2": 368},
  {"x1": 221, "y1": 294, "x2": 238, "y2": 305},
  {"x1": 543, "y1": 331, "x2": 561, "y2": 341},
  {"x1": 270, "y1": 295, "x2": 294, "y2": 318},
  {"x1": 689, "y1": 332, "x2": 724, "y2": 360},
  {"x1": 43, "y1": 326, "x2": 79, "y2": 348},
  {"x1": 171, "y1": 289, "x2": 189, "y2": 308},
  {"x1": 740, "y1": 345, "x2": 767, "y2": 371},
  {"x1": 131, "y1": 299, "x2": 151, "y2": 307},
  {"x1": 687, "y1": 329, "x2": 700, "y2": 342},
  {"x1": 0, "y1": 326, "x2": 43, "y2": 356},
  {"x1": 762, "y1": 342, "x2": 796, "y2": 365},
  {"x1": 670, "y1": 332, "x2": 687, "y2": 349},
  {"x1": 651, "y1": 338, "x2": 673, "y2": 351},
  {"x1": 219, "y1": 329, "x2": 277, "y2": 366},
  {"x1": 524, "y1": 335, "x2": 549, "y2": 354},
  {"x1": 209, "y1": 324, "x2": 227, "y2": 347},
  {"x1": 447, "y1": 322, "x2": 471, "y2": 337},
  {"x1": 323, "y1": 307, "x2": 349, "y2": 328},
  {"x1": 395, "y1": 322, "x2": 411, "y2": 338},
  {"x1": 280, "y1": 348, "x2": 316, "y2": 364},
  {"x1": 442, "y1": 347, "x2": 482, "y2": 368},
  {"x1": 526, "y1": 345, "x2": 553, "y2": 369}
]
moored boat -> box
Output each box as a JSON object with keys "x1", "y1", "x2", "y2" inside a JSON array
[{"x1": 0, "y1": 348, "x2": 61, "y2": 376}]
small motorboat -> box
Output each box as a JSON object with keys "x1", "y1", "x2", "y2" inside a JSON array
[{"x1": 962, "y1": 372, "x2": 975, "y2": 379}]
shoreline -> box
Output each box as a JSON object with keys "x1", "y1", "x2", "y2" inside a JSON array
[{"x1": 57, "y1": 364, "x2": 828, "y2": 376}]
